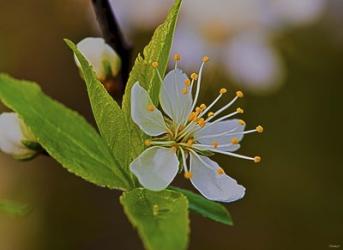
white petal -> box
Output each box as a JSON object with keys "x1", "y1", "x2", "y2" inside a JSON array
[
  {"x1": 190, "y1": 153, "x2": 245, "y2": 202},
  {"x1": 75, "y1": 37, "x2": 121, "y2": 80},
  {"x1": 194, "y1": 119, "x2": 245, "y2": 151},
  {"x1": 130, "y1": 146, "x2": 179, "y2": 191},
  {"x1": 131, "y1": 83, "x2": 168, "y2": 136},
  {"x1": 0, "y1": 113, "x2": 36, "y2": 158},
  {"x1": 159, "y1": 69, "x2": 193, "y2": 125},
  {"x1": 224, "y1": 32, "x2": 284, "y2": 92}
]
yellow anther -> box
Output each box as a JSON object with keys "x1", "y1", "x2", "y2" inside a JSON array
[
  {"x1": 188, "y1": 112, "x2": 197, "y2": 122},
  {"x1": 202, "y1": 56, "x2": 209, "y2": 62},
  {"x1": 191, "y1": 73, "x2": 198, "y2": 80},
  {"x1": 236, "y1": 90, "x2": 244, "y2": 98},
  {"x1": 231, "y1": 137, "x2": 239, "y2": 145},
  {"x1": 212, "y1": 141, "x2": 219, "y2": 149},
  {"x1": 174, "y1": 53, "x2": 181, "y2": 61},
  {"x1": 144, "y1": 140, "x2": 151, "y2": 146},
  {"x1": 181, "y1": 87, "x2": 188, "y2": 95},
  {"x1": 197, "y1": 118, "x2": 206, "y2": 127},
  {"x1": 216, "y1": 167, "x2": 225, "y2": 175},
  {"x1": 184, "y1": 171, "x2": 193, "y2": 179},
  {"x1": 236, "y1": 107, "x2": 244, "y2": 114},
  {"x1": 186, "y1": 139, "x2": 194, "y2": 147},
  {"x1": 219, "y1": 88, "x2": 227, "y2": 94},
  {"x1": 254, "y1": 156, "x2": 262, "y2": 163},
  {"x1": 239, "y1": 119, "x2": 246, "y2": 126},
  {"x1": 256, "y1": 125, "x2": 264, "y2": 133},
  {"x1": 200, "y1": 104, "x2": 207, "y2": 110},
  {"x1": 146, "y1": 104, "x2": 155, "y2": 112},
  {"x1": 151, "y1": 61, "x2": 159, "y2": 68},
  {"x1": 184, "y1": 79, "x2": 191, "y2": 86},
  {"x1": 207, "y1": 112, "x2": 215, "y2": 117},
  {"x1": 195, "y1": 107, "x2": 202, "y2": 114}
]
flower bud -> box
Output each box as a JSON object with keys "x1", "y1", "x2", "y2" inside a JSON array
[
  {"x1": 74, "y1": 37, "x2": 121, "y2": 81},
  {"x1": 0, "y1": 112, "x2": 39, "y2": 160}
]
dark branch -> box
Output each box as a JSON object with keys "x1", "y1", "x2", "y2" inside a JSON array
[{"x1": 91, "y1": 0, "x2": 132, "y2": 98}]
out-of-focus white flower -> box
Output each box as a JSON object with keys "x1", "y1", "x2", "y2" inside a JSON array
[
  {"x1": 224, "y1": 32, "x2": 283, "y2": 92},
  {"x1": 109, "y1": 0, "x2": 326, "y2": 93},
  {"x1": 129, "y1": 57, "x2": 263, "y2": 201},
  {"x1": 74, "y1": 37, "x2": 121, "y2": 81},
  {"x1": 0, "y1": 113, "x2": 38, "y2": 160}
]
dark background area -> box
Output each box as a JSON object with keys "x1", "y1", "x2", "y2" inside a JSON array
[{"x1": 0, "y1": 0, "x2": 342, "y2": 249}]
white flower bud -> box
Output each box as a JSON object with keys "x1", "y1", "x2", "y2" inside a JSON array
[
  {"x1": 0, "y1": 112, "x2": 38, "y2": 160},
  {"x1": 74, "y1": 37, "x2": 121, "y2": 81}
]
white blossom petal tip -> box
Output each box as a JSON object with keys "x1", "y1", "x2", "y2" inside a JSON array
[
  {"x1": 129, "y1": 55, "x2": 262, "y2": 201},
  {"x1": 75, "y1": 37, "x2": 121, "y2": 81},
  {"x1": 0, "y1": 112, "x2": 38, "y2": 160},
  {"x1": 130, "y1": 147, "x2": 179, "y2": 191}
]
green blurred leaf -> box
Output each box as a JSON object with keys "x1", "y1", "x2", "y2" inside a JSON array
[
  {"x1": 0, "y1": 199, "x2": 31, "y2": 216},
  {"x1": 0, "y1": 74, "x2": 129, "y2": 190},
  {"x1": 120, "y1": 188, "x2": 189, "y2": 250},
  {"x1": 122, "y1": 0, "x2": 182, "y2": 160},
  {"x1": 171, "y1": 187, "x2": 233, "y2": 225},
  {"x1": 65, "y1": 40, "x2": 132, "y2": 182}
]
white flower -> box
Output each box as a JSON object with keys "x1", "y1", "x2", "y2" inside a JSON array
[
  {"x1": 0, "y1": 112, "x2": 38, "y2": 160},
  {"x1": 74, "y1": 37, "x2": 121, "y2": 81},
  {"x1": 129, "y1": 56, "x2": 263, "y2": 202}
]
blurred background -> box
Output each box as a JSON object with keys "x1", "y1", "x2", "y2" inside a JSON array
[{"x1": 0, "y1": 0, "x2": 342, "y2": 249}]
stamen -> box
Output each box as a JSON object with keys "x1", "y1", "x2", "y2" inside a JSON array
[
  {"x1": 219, "y1": 88, "x2": 227, "y2": 94},
  {"x1": 146, "y1": 104, "x2": 155, "y2": 112},
  {"x1": 200, "y1": 104, "x2": 207, "y2": 110},
  {"x1": 181, "y1": 87, "x2": 188, "y2": 95},
  {"x1": 174, "y1": 53, "x2": 181, "y2": 62},
  {"x1": 190, "y1": 60, "x2": 206, "y2": 112},
  {"x1": 184, "y1": 79, "x2": 191, "y2": 87},
  {"x1": 151, "y1": 61, "x2": 159, "y2": 68},
  {"x1": 256, "y1": 125, "x2": 264, "y2": 133},
  {"x1": 144, "y1": 139, "x2": 151, "y2": 146},
  {"x1": 254, "y1": 156, "x2": 262, "y2": 163},
  {"x1": 207, "y1": 112, "x2": 214, "y2": 117},
  {"x1": 184, "y1": 171, "x2": 192, "y2": 179},
  {"x1": 212, "y1": 141, "x2": 219, "y2": 148},
  {"x1": 188, "y1": 112, "x2": 197, "y2": 122},
  {"x1": 202, "y1": 56, "x2": 209, "y2": 63},
  {"x1": 206, "y1": 95, "x2": 239, "y2": 122},
  {"x1": 186, "y1": 139, "x2": 194, "y2": 147},
  {"x1": 239, "y1": 120, "x2": 246, "y2": 126},
  {"x1": 171, "y1": 146, "x2": 178, "y2": 153},
  {"x1": 216, "y1": 167, "x2": 225, "y2": 175},
  {"x1": 193, "y1": 146, "x2": 257, "y2": 162},
  {"x1": 236, "y1": 90, "x2": 244, "y2": 98},
  {"x1": 236, "y1": 107, "x2": 244, "y2": 114},
  {"x1": 195, "y1": 107, "x2": 202, "y2": 114},
  {"x1": 231, "y1": 137, "x2": 239, "y2": 144},
  {"x1": 191, "y1": 73, "x2": 198, "y2": 80},
  {"x1": 197, "y1": 118, "x2": 206, "y2": 127}
]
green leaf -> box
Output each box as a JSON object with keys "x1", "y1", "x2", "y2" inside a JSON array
[
  {"x1": 122, "y1": 0, "x2": 182, "y2": 160},
  {"x1": 0, "y1": 74, "x2": 130, "y2": 190},
  {"x1": 171, "y1": 187, "x2": 233, "y2": 225},
  {"x1": 65, "y1": 40, "x2": 132, "y2": 180},
  {"x1": 0, "y1": 199, "x2": 31, "y2": 216},
  {"x1": 120, "y1": 188, "x2": 189, "y2": 250}
]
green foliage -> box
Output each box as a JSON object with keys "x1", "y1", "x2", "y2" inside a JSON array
[
  {"x1": 66, "y1": 40, "x2": 132, "y2": 177},
  {"x1": 0, "y1": 199, "x2": 31, "y2": 216},
  {"x1": 120, "y1": 188, "x2": 189, "y2": 250},
  {"x1": 171, "y1": 187, "x2": 234, "y2": 225},
  {"x1": 122, "y1": 0, "x2": 182, "y2": 160},
  {"x1": 0, "y1": 74, "x2": 129, "y2": 190}
]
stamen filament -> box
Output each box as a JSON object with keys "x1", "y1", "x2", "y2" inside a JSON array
[
  {"x1": 190, "y1": 61, "x2": 206, "y2": 112},
  {"x1": 206, "y1": 96, "x2": 239, "y2": 122},
  {"x1": 198, "y1": 93, "x2": 223, "y2": 119},
  {"x1": 194, "y1": 146, "x2": 256, "y2": 162},
  {"x1": 196, "y1": 128, "x2": 259, "y2": 140}
]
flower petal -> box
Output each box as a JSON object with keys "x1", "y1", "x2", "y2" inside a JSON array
[
  {"x1": 159, "y1": 69, "x2": 193, "y2": 125},
  {"x1": 194, "y1": 119, "x2": 245, "y2": 151},
  {"x1": 130, "y1": 146, "x2": 179, "y2": 191},
  {"x1": 131, "y1": 83, "x2": 168, "y2": 136},
  {"x1": 190, "y1": 153, "x2": 245, "y2": 202},
  {"x1": 0, "y1": 112, "x2": 36, "y2": 158}
]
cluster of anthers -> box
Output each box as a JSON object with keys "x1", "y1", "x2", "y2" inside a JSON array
[{"x1": 129, "y1": 54, "x2": 263, "y2": 202}]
